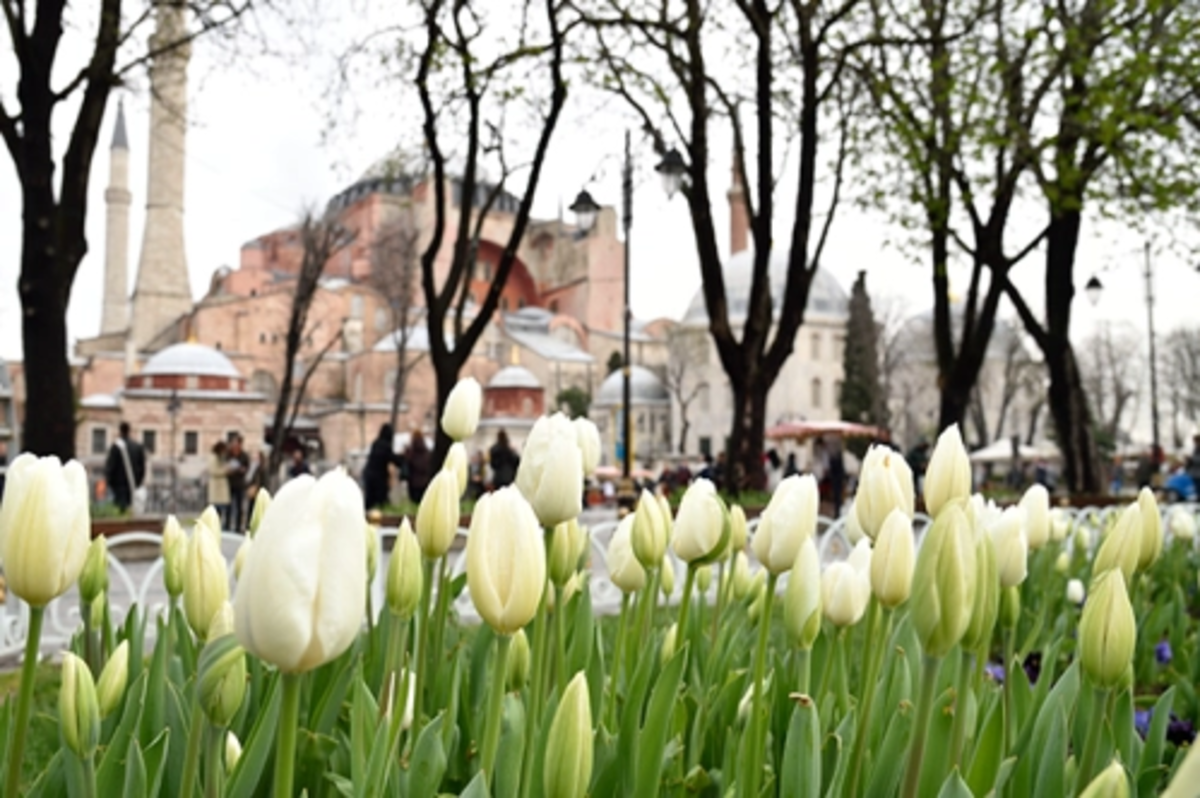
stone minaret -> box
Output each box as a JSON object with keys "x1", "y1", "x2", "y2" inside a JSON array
[
  {"x1": 130, "y1": 1, "x2": 193, "y2": 350},
  {"x1": 728, "y1": 154, "x2": 749, "y2": 256},
  {"x1": 100, "y1": 101, "x2": 132, "y2": 335}
]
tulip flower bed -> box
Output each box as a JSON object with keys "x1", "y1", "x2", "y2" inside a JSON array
[{"x1": 1, "y1": 388, "x2": 1200, "y2": 796}]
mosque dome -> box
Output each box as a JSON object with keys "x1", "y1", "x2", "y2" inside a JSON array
[
  {"x1": 488, "y1": 365, "x2": 541, "y2": 390},
  {"x1": 142, "y1": 343, "x2": 242, "y2": 379},
  {"x1": 593, "y1": 365, "x2": 669, "y2": 408},
  {"x1": 681, "y1": 250, "x2": 849, "y2": 326}
]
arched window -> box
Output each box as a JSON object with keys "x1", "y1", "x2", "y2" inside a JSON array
[
  {"x1": 250, "y1": 369, "x2": 278, "y2": 401},
  {"x1": 811, "y1": 377, "x2": 822, "y2": 409}
]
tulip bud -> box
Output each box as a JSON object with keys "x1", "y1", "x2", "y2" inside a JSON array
[
  {"x1": 911, "y1": 501, "x2": 976, "y2": 658},
  {"x1": 198, "y1": 505, "x2": 223, "y2": 538},
  {"x1": 1067, "y1": 578, "x2": 1086, "y2": 605},
  {"x1": 208, "y1": 601, "x2": 236, "y2": 639},
  {"x1": 573, "y1": 418, "x2": 601, "y2": 477},
  {"x1": 753, "y1": 475, "x2": 819, "y2": 574},
  {"x1": 89, "y1": 592, "x2": 106, "y2": 629},
  {"x1": 737, "y1": 673, "x2": 772, "y2": 727},
  {"x1": 225, "y1": 732, "x2": 243, "y2": 772},
  {"x1": 991, "y1": 507, "x2": 1028, "y2": 589},
  {"x1": 234, "y1": 469, "x2": 367, "y2": 673},
  {"x1": 387, "y1": 519, "x2": 424, "y2": 620},
  {"x1": 571, "y1": 522, "x2": 589, "y2": 566},
  {"x1": 844, "y1": 499, "x2": 865, "y2": 544},
  {"x1": 416, "y1": 468, "x2": 461, "y2": 559},
  {"x1": 198, "y1": 634, "x2": 248, "y2": 727},
  {"x1": 657, "y1": 494, "x2": 675, "y2": 548},
  {"x1": 871, "y1": 509, "x2": 915, "y2": 608},
  {"x1": 1094, "y1": 504, "x2": 1142, "y2": 585},
  {"x1": 1078, "y1": 760, "x2": 1129, "y2": 798},
  {"x1": 162, "y1": 515, "x2": 187, "y2": 599},
  {"x1": 233, "y1": 538, "x2": 251, "y2": 580},
  {"x1": 0, "y1": 454, "x2": 91, "y2": 607},
  {"x1": 1169, "y1": 507, "x2": 1196, "y2": 541},
  {"x1": 442, "y1": 377, "x2": 482, "y2": 441},
  {"x1": 606, "y1": 515, "x2": 646, "y2": 594},
  {"x1": 1137, "y1": 488, "x2": 1163, "y2": 572},
  {"x1": 696, "y1": 564, "x2": 713, "y2": 593},
  {"x1": 1079, "y1": 569, "x2": 1136, "y2": 689},
  {"x1": 783, "y1": 536, "x2": 822, "y2": 649},
  {"x1": 543, "y1": 672, "x2": 594, "y2": 798},
  {"x1": 506, "y1": 628, "x2": 531, "y2": 690},
  {"x1": 1055, "y1": 550, "x2": 1070, "y2": 574},
  {"x1": 59, "y1": 653, "x2": 100, "y2": 758},
  {"x1": 79, "y1": 536, "x2": 109, "y2": 605},
  {"x1": 660, "y1": 559, "x2": 676, "y2": 598},
  {"x1": 924, "y1": 425, "x2": 971, "y2": 517},
  {"x1": 855, "y1": 446, "x2": 915, "y2": 540},
  {"x1": 1049, "y1": 509, "x2": 1071, "y2": 542},
  {"x1": 561, "y1": 571, "x2": 583, "y2": 608},
  {"x1": 729, "y1": 504, "x2": 748, "y2": 556},
  {"x1": 673, "y1": 479, "x2": 729, "y2": 565},
  {"x1": 999, "y1": 585, "x2": 1020, "y2": 630},
  {"x1": 632, "y1": 490, "x2": 668, "y2": 569},
  {"x1": 1075, "y1": 525, "x2": 1093, "y2": 553},
  {"x1": 961, "y1": 532, "x2": 998, "y2": 652},
  {"x1": 184, "y1": 524, "x2": 230, "y2": 641},
  {"x1": 247, "y1": 488, "x2": 271, "y2": 538},
  {"x1": 549, "y1": 519, "x2": 583, "y2": 587},
  {"x1": 731, "y1": 552, "x2": 753, "y2": 600},
  {"x1": 822, "y1": 562, "x2": 870, "y2": 628},
  {"x1": 440, "y1": 443, "x2": 469, "y2": 501},
  {"x1": 660, "y1": 623, "x2": 678, "y2": 665},
  {"x1": 95, "y1": 640, "x2": 130, "y2": 719},
  {"x1": 466, "y1": 487, "x2": 546, "y2": 635},
  {"x1": 848, "y1": 537, "x2": 873, "y2": 576},
  {"x1": 1020, "y1": 484, "x2": 1051, "y2": 550},
  {"x1": 515, "y1": 413, "x2": 584, "y2": 528},
  {"x1": 748, "y1": 581, "x2": 766, "y2": 623},
  {"x1": 365, "y1": 522, "x2": 380, "y2": 582}
]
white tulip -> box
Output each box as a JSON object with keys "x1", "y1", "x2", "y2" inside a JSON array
[
  {"x1": 1169, "y1": 507, "x2": 1196, "y2": 541},
  {"x1": 234, "y1": 469, "x2": 367, "y2": 673},
  {"x1": 844, "y1": 499, "x2": 865, "y2": 544},
  {"x1": 991, "y1": 507, "x2": 1028, "y2": 588},
  {"x1": 729, "y1": 504, "x2": 748, "y2": 554},
  {"x1": 197, "y1": 505, "x2": 224, "y2": 539},
  {"x1": 871, "y1": 508, "x2": 915, "y2": 608},
  {"x1": 0, "y1": 454, "x2": 91, "y2": 607},
  {"x1": 1049, "y1": 508, "x2": 1071, "y2": 542},
  {"x1": 632, "y1": 490, "x2": 667, "y2": 569},
  {"x1": 442, "y1": 377, "x2": 482, "y2": 441},
  {"x1": 855, "y1": 446, "x2": 914, "y2": 540},
  {"x1": 573, "y1": 418, "x2": 601, "y2": 477},
  {"x1": 162, "y1": 514, "x2": 187, "y2": 599},
  {"x1": 443, "y1": 443, "x2": 469, "y2": 499},
  {"x1": 752, "y1": 475, "x2": 819, "y2": 574},
  {"x1": 731, "y1": 551, "x2": 753, "y2": 600},
  {"x1": 1093, "y1": 504, "x2": 1142, "y2": 585},
  {"x1": 184, "y1": 525, "x2": 229, "y2": 640},
  {"x1": 659, "y1": 557, "x2": 676, "y2": 598},
  {"x1": 606, "y1": 515, "x2": 645, "y2": 594},
  {"x1": 672, "y1": 479, "x2": 728, "y2": 564},
  {"x1": 1020, "y1": 484, "x2": 1051, "y2": 550},
  {"x1": 1137, "y1": 487, "x2": 1163, "y2": 571},
  {"x1": 847, "y1": 537, "x2": 873, "y2": 576},
  {"x1": 924, "y1": 425, "x2": 971, "y2": 517},
  {"x1": 466, "y1": 487, "x2": 546, "y2": 635},
  {"x1": 516, "y1": 413, "x2": 584, "y2": 527},
  {"x1": 415, "y1": 468, "x2": 461, "y2": 559},
  {"x1": 822, "y1": 561, "x2": 870, "y2": 628},
  {"x1": 1066, "y1": 578, "x2": 1086, "y2": 605},
  {"x1": 783, "y1": 536, "x2": 822, "y2": 648},
  {"x1": 225, "y1": 732, "x2": 243, "y2": 772}
]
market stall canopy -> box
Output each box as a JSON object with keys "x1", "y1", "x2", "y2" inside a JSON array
[
  {"x1": 765, "y1": 420, "x2": 889, "y2": 442},
  {"x1": 969, "y1": 439, "x2": 1060, "y2": 464},
  {"x1": 594, "y1": 465, "x2": 656, "y2": 481}
]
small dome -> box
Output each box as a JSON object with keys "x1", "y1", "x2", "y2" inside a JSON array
[
  {"x1": 593, "y1": 365, "x2": 669, "y2": 407},
  {"x1": 142, "y1": 343, "x2": 241, "y2": 379},
  {"x1": 489, "y1": 365, "x2": 541, "y2": 390},
  {"x1": 681, "y1": 250, "x2": 849, "y2": 326}
]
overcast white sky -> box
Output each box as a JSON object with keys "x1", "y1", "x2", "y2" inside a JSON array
[{"x1": 3, "y1": 5, "x2": 1199, "y2": 442}]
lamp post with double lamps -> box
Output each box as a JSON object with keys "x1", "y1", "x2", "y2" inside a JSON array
[{"x1": 570, "y1": 132, "x2": 685, "y2": 512}]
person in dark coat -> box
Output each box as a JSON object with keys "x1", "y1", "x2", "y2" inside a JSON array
[
  {"x1": 104, "y1": 421, "x2": 146, "y2": 511},
  {"x1": 405, "y1": 430, "x2": 433, "y2": 504},
  {"x1": 488, "y1": 430, "x2": 520, "y2": 489},
  {"x1": 363, "y1": 424, "x2": 405, "y2": 510}
]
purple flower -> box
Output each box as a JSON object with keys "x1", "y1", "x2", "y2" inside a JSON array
[
  {"x1": 1155, "y1": 640, "x2": 1173, "y2": 665},
  {"x1": 984, "y1": 662, "x2": 1005, "y2": 684},
  {"x1": 1167, "y1": 716, "x2": 1196, "y2": 746},
  {"x1": 1135, "y1": 709, "x2": 1152, "y2": 738},
  {"x1": 1023, "y1": 651, "x2": 1043, "y2": 685}
]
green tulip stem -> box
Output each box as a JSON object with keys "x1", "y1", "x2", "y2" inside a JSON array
[
  {"x1": 365, "y1": 588, "x2": 376, "y2": 668},
  {"x1": 554, "y1": 586, "x2": 569, "y2": 696},
  {"x1": 80, "y1": 753, "x2": 97, "y2": 798},
  {"x1": 796, "y1": 648, "x2": 811, "y2": 695},
  {"x1": 204, "y1": 723, "x2": 225, "y2": 798},
  {"x1": 5, "y1": 605, "x2": 44, "y2": 798},
  {"x1": 380, "y1": 614, "x2": 410, "y2": 722},
  {"x1": 743, "y1": 573, "x2": 778, "y2": 798},
  {"x1": 274, "y1": 672, "x2": 302, "y2": 798},
  {"x1": 519, "y1": 580, "x2": 550, "y2": 798},
  {"x1": 1002, "y1": 628, "x2": 1016, "y2": 754},
  {"x1": 948, "y1": 649, "x2": 975, "y2": 769},
  {"x1": 711, "y1": 559, "x2": 728, "y2": 645},
  {"x1": 901, "y1": 655, "x2": 943, "y2": 798},
  {"x1": 82, "y1": 599, "x2": 96, "y2": 675},
  {"x1": 411, "y1": 557, "x2": 435, "y2": 725},
  {"x1": 427, "y1": 555, "x2": 453, "y2": 705},
  {"x1": 637, "y1": 566, "x2": 661, "y2": 655},
  {"x1": 180, "y1": 693, "x2": 205, "y2": 798},
  {"x1": 605, "y1": 593, "x2": 630, "y2": 729},
  {"x1": 845, "y1": 599, "x2": 884, "y2": 798},
  {"x1": 1076, "y1": 686, "x2": 1110, "y2": 791},
  {"x1": 480, "y1": 635, "x2": 513, "y2": 786},
  {"x1": 676, "y1": 565, "x2": 697, "y2": 652}
]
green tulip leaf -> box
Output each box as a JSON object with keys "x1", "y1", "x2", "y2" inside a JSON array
[
  {"x1": 459, "y1": 771, "x2": 491, "y2": 798},
  {"x1": 24, "y1": 749, "x2": 66, "y2": 798},
  {"x1": 936, "y1": 769, "x2": 974, "y2": 798},
  {"x1": 917, "y1": 686, "x2": 958, "y2": 797},
  {"x1": 780, "y1": 699, "x2": 821, "y2": 798},
  {"x1": 141, "y1": 729, "x2": 170, "y2": 798},
  {"x1": 311, "y1": 647, "x2": 360, "y2": 737},
  {"x1": 408, "y1": 712, "x2": 448, "y2": 798},
  {"x1": 966, "y1": 695, "x2": 1004, "y2": 795},
  {"x1": 634, "y1": 644, "x2": 688, "y2": 798},
  {"x1": 1031, "y1": 707, "x2": 1067, "y2": 798},
  {"x1": 863, "y1": 698, "x2": 914, "y2": 798},
  {"x1": 96, "y1": 670, "x2": 149, "y2": 793},
  {"x1": 225, "y1": 674, "x2": 282, "y2": 798},
  {"x1": 1140, "y1": 687, "x2": 1176, "y2": 778},
  {"x1": 493, "y1": 694, "x2": 526, "y2": 798},
  {"x1": 123, "y1": 738, "x2": 147, "y2": 798}
]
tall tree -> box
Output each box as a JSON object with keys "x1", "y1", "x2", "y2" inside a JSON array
[
  {"x1": 412, "y1": 0, "x2": 572, "y2": 466},
  {"x1": 1, "y1": 0, "x2": 251, "y2": 458},
  {"x1": 1078, "y1": 322, "x2": 1143, "y2": 446},
  {"x1": 1161, "y1": 327, "x2": 1200, "y2": 449},
  {"x1": 663, "y1": 327, "x2": 708, "y2": 454},
  {"x1": 370, "y1": 208, "x2": 424, "y2": 430},
  {"x1": 583, "y1": 0, "x2": 859, "y2": 490},
  {"x1": 838, "y1": 271, "x2": 884, "y2": 448}
]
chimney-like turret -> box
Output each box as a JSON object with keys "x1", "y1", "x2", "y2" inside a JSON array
[{"x1": 100, "y1": 101, "x2": 132, "y2": 335}]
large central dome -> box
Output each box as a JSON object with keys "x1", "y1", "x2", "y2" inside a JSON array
[{"x1": 681, "y1": 250, "x2": 849, "y2": 326}]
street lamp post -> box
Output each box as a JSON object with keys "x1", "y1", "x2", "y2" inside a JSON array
[
  {"x1": 167, "y1": 390, "x2": 181, "y2": 514},
  {"x1": 570, "y1": 132, "x2": 684, "y2": 513}
]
